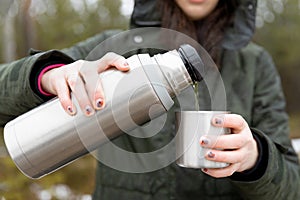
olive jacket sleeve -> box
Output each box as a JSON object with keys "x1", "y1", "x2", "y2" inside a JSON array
[
  {"x1": 229, "y1": 46, "x2": 300, "y2": 199},
  {"x1": 0, "y1": 50, "x2": 74, "y2": 126},
  {"x1": 0, "y1": 30, "x2": 121, "y2": 127}
]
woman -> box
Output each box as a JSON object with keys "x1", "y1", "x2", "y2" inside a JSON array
[{"x1": 0, "y1": 0, "x2": 299, "y2": 199}]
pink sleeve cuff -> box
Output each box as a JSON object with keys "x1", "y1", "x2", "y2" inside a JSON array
[{"x1": 38, "y1": 64, "x2": 65, "y2": 96}]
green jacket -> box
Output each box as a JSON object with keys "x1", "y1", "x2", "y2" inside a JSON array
[{"x1": 0, "y1": 0, "x2": 299, "y2": 199}]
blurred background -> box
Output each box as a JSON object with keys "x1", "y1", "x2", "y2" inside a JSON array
[{"x1": 0, "y1": 0, "x2": 299, "y2": 199}]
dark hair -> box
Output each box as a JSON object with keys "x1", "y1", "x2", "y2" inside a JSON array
[{"x1": 160, "y1": 0, "x2": 239, "y2": 65}]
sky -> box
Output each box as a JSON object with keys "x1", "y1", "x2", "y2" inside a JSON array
[{"x1": 120, "y1": 0, "x2": 134, "y2": 16}]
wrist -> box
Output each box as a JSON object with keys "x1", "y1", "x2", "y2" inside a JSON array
[
  {"x1": 38, "y1": 64, "x2": 65, "y2": 96},
  {"x1": 230, "y1": 130, "x2": 268, "y2": 181}
]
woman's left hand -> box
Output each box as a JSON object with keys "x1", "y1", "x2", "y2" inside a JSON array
[{"x1": 200, "y1": 114, "x2": 259, "y2": 178}]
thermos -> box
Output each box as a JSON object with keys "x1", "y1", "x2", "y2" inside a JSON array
[{"x1": 4, "y1": 44, "x2": 204, "y2": 179}]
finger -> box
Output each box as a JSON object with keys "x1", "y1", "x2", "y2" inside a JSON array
[
  {"x1": 55, "y1": 78, "x2": 77, "y2": 116},
  {"x1": 66, "y1": 73, "x2": 94, "y2": 116},
  {"x1": 204, "y1": 149, "x2": 244, "y2": 164},
  {"x1": 84, "y1": 73, "x2": 105, "y2": 110},
  {"x1": 78, "y1": 62, "x2": 105, "y2": 110},
  {"x1": 202, "y1": 163, "x2": 239, "y2": 178},
  {"x1": 96, "y1": 52, "x2": 130, "y2": 72},
  {"x1": 200, "y1": 134, "x2": 246, "y2": 149},
  {"x1": 212, "y1": 114, "x2": 246, "y2": 133}
]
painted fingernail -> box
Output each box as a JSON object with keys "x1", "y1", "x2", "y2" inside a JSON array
[
  {"x1": 85, "y1": 105, "x2": 94, "y2": 115},
  {"x1": 67, "y1": 106, "x2": 75, "y2": 115},
  {"x1": 96, "y1": 99, "x2": 103, "y2": 108},
  {"x1": 202, "y1": 168, "x2": 208, "y2": 173},
  {"x1": 214, "y1": 117, "x2": 223, "y2": 125},
  {"x1": 208, "y1": 151, "x2": 215, "y2": 158},
  {"x1": 200, "y1": 138, "x2": 209, "y2": 145}
]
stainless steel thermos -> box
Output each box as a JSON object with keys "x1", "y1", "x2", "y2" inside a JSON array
[{"x1": 4, "y1": 44, "x2": 204, "y2": 179}]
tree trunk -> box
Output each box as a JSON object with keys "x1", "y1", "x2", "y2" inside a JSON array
[
  {"x1": 3, "y1": 13, "x2": 17, "y2": 62},
  {"x1": 19, "y1": 0, "x2": 36, "y2": 55}
]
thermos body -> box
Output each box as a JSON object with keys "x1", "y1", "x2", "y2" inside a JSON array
[{"x1": 4, "y1": 46, "x2": 202, "y2": 179}]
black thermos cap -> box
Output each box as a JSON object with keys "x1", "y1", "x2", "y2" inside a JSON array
[{"x1": 178, "y1": 44, "x2": 204, "y2": 83}]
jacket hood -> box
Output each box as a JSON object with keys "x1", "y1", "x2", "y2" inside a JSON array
[{"x1": 130, "y1": 0, "x2": 257, "y2": 50}]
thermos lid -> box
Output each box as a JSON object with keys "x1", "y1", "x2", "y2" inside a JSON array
[{"x1": 178, "y1": 44, "x2": 204, "y2": 83}]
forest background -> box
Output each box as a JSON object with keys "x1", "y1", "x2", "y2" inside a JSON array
[{"x1": 0, "y1": 0, "x2": 299, "y2": 199}]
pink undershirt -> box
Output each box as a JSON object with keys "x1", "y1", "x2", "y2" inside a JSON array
[{"x1": 37, "y1": 64, "x2": 65, "y2": 96}]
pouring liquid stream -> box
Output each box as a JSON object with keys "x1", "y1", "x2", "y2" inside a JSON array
[{"x1": 193, "y1": 82, "x2": 200, "y2": 111}]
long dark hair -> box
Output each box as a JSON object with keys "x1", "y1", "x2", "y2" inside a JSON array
[{"x1": 160, "y1": 0, "x2": 239, "y2": 65}]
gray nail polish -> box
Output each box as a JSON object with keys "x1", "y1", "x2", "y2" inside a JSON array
[
  {"x1": 85, "y1": 105, "x2": 93, "y2": 115},
  {"x1": 201, "y1": 138, "x2": 209, "y2": 145},
  {"x1": 215, "y1": 117, "x2": 222, "y2": 125},
  {"x1": 96, "y1": 99, "x2": 103, "y2": 108},
  {"x1": 67, "y1": 106, "x2": 74, "y2": 114},
  {"x1": 208, "y1": 152, "x2": 215, "y2": 158}
]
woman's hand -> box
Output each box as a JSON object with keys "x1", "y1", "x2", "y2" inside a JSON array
[
  {"x1": 200, "y1": 114, "x2": 259, "y2": 178},
  {"x1": 41, "y1": 52, "x2": 130, "y2": 116}
]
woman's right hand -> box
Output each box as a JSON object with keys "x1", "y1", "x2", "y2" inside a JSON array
[{"x1": 40, "y1": 52, "x2": 130, "y2": 116}]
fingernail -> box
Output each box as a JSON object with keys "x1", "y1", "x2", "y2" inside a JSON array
[
  {"x1": 85, "y1": 105, "x2": 94, "y2": 115},
  {"x1": 208, "y1": 151, "x2": 215, "y2": 158},
  {"x1": 200, "y1": 138, "x2": 209, "y2": 145},
  {"x1": 67, "y1": 106, "x2": 75, "y2": 115},
  {"x1": 123, "y1": 61, "x2": 129, "y2": 66},
  {"x1": 202, "y1": 168, "x2": 208, "y2": 173},
  {"x1": 214, "y1": 117, "x2": 223, "y2": 125},
  {"x1": 96, "y1": 99, "x2": 103, "y2": 108}
]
